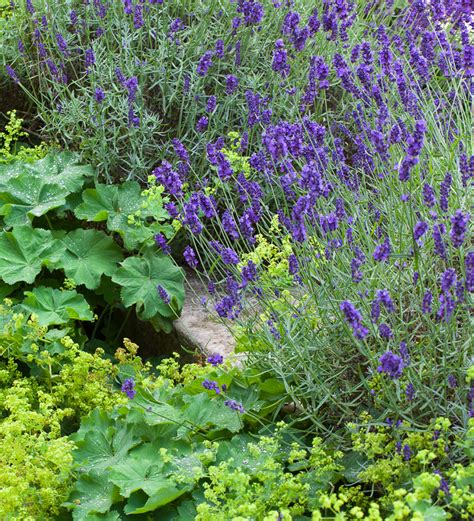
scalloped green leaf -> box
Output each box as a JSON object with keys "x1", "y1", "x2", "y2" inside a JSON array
[
  {"x1": 21, "y1": 286, "x2": 94, "y2": 326},
  {"x1": 65, "y1": 472, "x2": 121, "y2": 521},
  {"x1": 0, "y1": 226, "x2": 61, "y2": 284},
  {"x1": 179, "y1": 392, "x2": 242, "y2": 436},
  {"x1": 73, "y1": 422, "x2": 139, "y2": 473},
  {"x1": 0, "y1": 151, "x2": 94, "y2": 193},
  {"x1": 56, "y1": 229, "x2": 123, "y2": 290},
  {"x1": 0, "y1": 173, "x2": 67, "y2": 225},
  {"x1": 111, "y1": 250, "x2": 184, "y2": 325},
  {"x1": 109, "y1": 458, "x2": 169, "y2": 498},
  {"x1": 36, "y1": 152, "x2": 95, "y2": 192},
  {"x1": 74, "y1": 182, "x2": 144, "y2": 249},
  {"x1": 123, "y1": 485, "x2": 188, "y2": 515}
]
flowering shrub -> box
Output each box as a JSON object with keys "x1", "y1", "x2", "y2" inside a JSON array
[
  {"x1": 2, "y1": 0, "x2": 445, "y2": 182},
  {"x1": 0, "y1": 300, "x2": 124, "y2": 519},
  {"x1": 1, "y1": 0, "x2": 326, "y2": 180},
  {"x1": 1, "y1": 0, "x2": 473, "y2": 518},
  {"x1": 144, "y1": 2, "x2": 473, "y2": 436},
  {"x1": 0, "y1": 110, "x2": 49, "y2": 163}
]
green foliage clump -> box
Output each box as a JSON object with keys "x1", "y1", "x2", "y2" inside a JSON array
[
  {"x1": 195, "y1": 432, "x2": 329, "y2": 520},
  {"x1": 65, "y1": 354, "x2": 473, "y2": 520},
  {"x1": 0, "y1": 110, "x2": 49, "y2": 163},
  {"x1": 0, "y1": 0, "x2": 10, "y2": 19},
  {"x1": 0, "y1": 300, "x2": 125, "y2": 520},
  {"x1": 66, "y1": 356, "x2": 288, "y2": 519},
  {"x1": 0, "y1": 154, "x2": 184, "y2": 333}
]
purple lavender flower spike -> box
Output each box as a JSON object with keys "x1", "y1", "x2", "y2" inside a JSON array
[
  {"x1": 437, "y1": 292, "x2": 455, "y2": 322},
  {"x1": 377, "y1": 351, "x2": 404, "y2": 379},
  {"x1": 440, "y1": 268, "x2": 456, "y2": 293},
  {"x1": 56, "y1": 33, "x2": 69, "y2": 56},
  {"x1": 224, "y1": 399, "x2": 245, "y2": 413},
  {"x1": 340, "y1": 301, "x2": 369, "y2": 339},
  {"x1": 379, "y1": 323, "x2": 393, "y2": 339},
  {"x1": 288, "y1": 254, "x2": 299, "y2": 275},
  {"x1": 197, "y1": 51, "x2": 213, "y2": 76},
  {"x1": 221, "y1": 247, "x2": 239, "y2": 265},
  {"x1": 399, "y1": 120, "x2": 426, "y2": 181},
  {"x1": 124, "y1": 76, "x2": 139, "y2": 103},
  {"x1": 241, "y1": 260, "x2": 257, "y2": 286},
  {"x1": 376, "y1": 289, "x2": 394, "y2": 313},
  {"x1": 84, "y1": 48, "x2": 96, "y2": 71},
  {"x1": 373, "y1": 236, "x2": 391, "y2": 262},
  {"x1": 133, "y1": 3, "x2": 144, "y2": 29},
  {"x1": 196, "y1": 116, "x2": 208, "y2": 132},
  {"x1": 94, "y1": 87, "x2": 105, "y2": 103},
  {"x1": 215, "y1": 39, "x2": 224, "y2": 59},
  {"x1": 465, "y1": 252, "x2": 474, "y2": 293},
  {"x1": 422, "y1": 183, "x2": 436, "y2": 207},
  {"x1": 272, "y1": 39, "x2": 290, "y2": 78},
  {"x1": 433, "y1": 224, "x2": 447, "y2": 260},
  {"x1": 121, "y1": 378, "x2": 136, "y2": 399},
  {"x1": 448, "y1": 375, "x2": 457, "y2": 388},
  {"x1": 439, "y1": 172, "x2": 452, "y2": 212},
  {"x1": 26, "y1": 0, "x2": 35, "y2": 15},
  {"x1": 157, "y1": 285, "x2": 171, "y2": 304},
  {"x1": 237, "y1": 0, "x2": 264, "y2": 26},
  {"x1": 5, "y1": 65, "x2": 19, "y2": 84},
  {"x1": 413, "y1": 221, "x2": 429, "y2": 245},
  {"x1": 405, "y1": 383, "x2": 415, "y2": 401},
  {"x1": 450, "y1": 210, "x2": 470, "y2": 248},
  {"x1": 399, "y1": 342, "x2": 410, "y2": 364},
  {"x1": 206, "y1": 95, "x2": 217, "y2": 113},
  {"x1": 422, "y1": 290, "x2": 433, "y2": 314},
  {"x1": 154, "y1": 233, "x2": 171, "y2": 255},
  {"x1": 123, "y1": 0, "x2": 133, "y2": 15},
  {"x1": 183, "y1": 245, "x2": 198, "y2": 268},
  {"x1": 202, "y1": 379, "x2": 221, "y2": 394},
  {"x1": 70, "y1": 10, "x2": 78, "y2": 26},
  {"x1": 403, "y1": 444, "x2": 411, "y2": 460},
  {"x1": 153, "y1": 161, "x2": 183, "y2": 196},
  {"x1": 207, "y1": 353, "x2": 224, "y2": 366}
]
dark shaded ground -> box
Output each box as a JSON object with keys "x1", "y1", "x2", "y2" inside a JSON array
[{"x1": 0, "y1": 81, "x2": 40, "y2": 140}]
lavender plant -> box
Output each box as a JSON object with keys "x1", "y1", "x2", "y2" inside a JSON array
[
  {"x1": 145, "y1": 1, "x2": 473, "y2": 436},
  {"x1": 3, "y1": 0, "x2": 386, "y2": 181},
  {"x1": 1, "y1": 1, "x2": 473, "y2": 518}
]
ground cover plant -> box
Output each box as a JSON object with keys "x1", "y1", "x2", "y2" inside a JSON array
[
  {"x1": 0, "y1": 131, "x2": 185, "y2": 336},
  {"x1": 0, "y1": 0, "x2": 473, "y2": 520}
]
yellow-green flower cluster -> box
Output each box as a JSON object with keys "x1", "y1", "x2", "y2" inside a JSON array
[{"x1": 0, "y1": 110, "x2": 49, "y2": 163}]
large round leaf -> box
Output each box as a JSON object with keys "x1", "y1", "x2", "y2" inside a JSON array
[
  {"x1": 21, "y1": 286, "x2": 94, "y2": 326},
  {"x1": 56, "y1": 229, "x2": 123, "y2": 290},
  {"x1": 65, "y1": 472, "x2": 120, "y2": 520},
  {"x1": 109, "y1": 458, "x2": 169, "y2": 498},
  {"x1": 34, "y1": 151, "x2": 95, "y2": 192},
  {"x1": 74, "y1": 182, "x2": 145, "y2": 249},
  {"x1": 0, "y1": 226, "x2": 61, "y2": 284},
  {"x1": 0, "y1": 153, "x2": 94, "y2": 225},
  {"x1": 0, "y1": 173, "x2": 66, "y2": 225},
  {"x1": 112, "y1": 251, "x2": 184, "y2": 322},
  {"x1": 0, "y1": 151, "x2": 94, "y2": 193}
]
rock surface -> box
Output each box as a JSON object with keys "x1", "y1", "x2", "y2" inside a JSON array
[{"x1": 174, "y1": 271, "x2": 236, "y2": 358}]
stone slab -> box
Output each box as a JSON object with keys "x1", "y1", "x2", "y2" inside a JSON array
[{"x1": 174, "y1": 270, "x2": 236, "y2": 358}]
